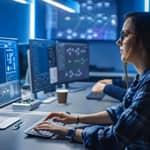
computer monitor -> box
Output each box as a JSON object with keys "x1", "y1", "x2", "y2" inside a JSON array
[
  {"x1": 0, "y1": 37, "x2": 21, "y2": 107},
  {"x1": 28, "y1": 39, "x2": 57, "y2": 97},
  {"x1": 18, "y1": 43, "x2": 29, "y2": 84},
  {"x1": 56, "y1": 41, "x2": 89, "y2": 89}
]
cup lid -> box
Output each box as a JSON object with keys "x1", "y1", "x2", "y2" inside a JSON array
[{"x1": 56, "y1": 89, "x2": 69, "y2": 93}]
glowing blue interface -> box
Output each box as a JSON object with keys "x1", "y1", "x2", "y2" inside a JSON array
[
  {"x1": 56, "y1": 42, "x2": 89, "y2": 83},
  {"x1": 0, "y1": 38, "x2": 21, "y2": 107},
  {"x1": 49, "y1": 0, "x2": 117, "y2": 40},
  {"x1": 29, "y1": 39, "x2": 56, "y2": 93}
]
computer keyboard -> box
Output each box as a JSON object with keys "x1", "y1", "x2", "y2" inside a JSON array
[
  {"x1": 86, "y1": 92, "x2": 105, "y2": 100},
  {"x1": 24, "y1": 118, "x2": 63, "y2": 138},
  {"x1": 26, "y1": 128, "x2": 54, "y2": 138}
]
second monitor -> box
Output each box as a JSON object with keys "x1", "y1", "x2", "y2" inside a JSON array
[
  {"x1": 56, "y1": 41, "x2": 89, "y2": 91},
  {"x1": 28, "y1": 39, "x2": 57, "y2": 98}
]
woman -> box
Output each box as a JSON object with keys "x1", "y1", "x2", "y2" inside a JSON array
[{"x1": 35, "y1": 12, "x2": 150, "y2": 149}]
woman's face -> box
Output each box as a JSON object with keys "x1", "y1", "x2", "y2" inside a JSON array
[{"x1": 116, "y1": 17, "x2": 139, "y2": 63}]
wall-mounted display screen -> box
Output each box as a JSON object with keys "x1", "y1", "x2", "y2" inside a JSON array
[{"x1": 46, "y1": 0, "x2": 117, "y2": 41}]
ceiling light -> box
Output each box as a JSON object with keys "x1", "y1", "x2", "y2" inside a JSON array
[
  {"x1": 43, "y1": 0, "x2": 80, "y2": 13},
  {"x1": 145, "y1": 0, "x2": 149, "y2": 12},
  {"x1": 13, "y1": 0, "x2": 29, "y2": 4}
]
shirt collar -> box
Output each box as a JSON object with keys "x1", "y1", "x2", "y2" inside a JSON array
[{"x1": 138, "y1": 67, "x2": 150, "y2": 81}]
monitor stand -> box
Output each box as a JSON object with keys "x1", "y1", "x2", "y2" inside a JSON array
[
  {"x1": 35, "y1": 91, "x2": 57, "y2": 104},
  {"x1": 63, "y1": 83, "x2": 89, "y2": 93}
]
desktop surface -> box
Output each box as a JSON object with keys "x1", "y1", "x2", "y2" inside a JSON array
[
  {"x1": 0, "y1": 83, "x2": 119, "y2": 150},
  {"x1": 0, "y1": 113, "x2": 85, "y2": 150},
  {"x1": 1, "y1": 82, "x2": 118, "y2": 114}
]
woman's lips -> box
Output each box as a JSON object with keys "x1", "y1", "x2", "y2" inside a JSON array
[{"x1": 120, "y1": 48, "x2": 123, "y2": 54}]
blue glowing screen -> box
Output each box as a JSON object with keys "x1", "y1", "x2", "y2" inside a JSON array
[{"x1": 47, "y1": 0, "x2": 117, "y2": 40}]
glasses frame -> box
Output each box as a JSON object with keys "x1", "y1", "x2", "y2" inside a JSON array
[{"x1": 120, "y1": 30, "x2": 136, "y2": 41}]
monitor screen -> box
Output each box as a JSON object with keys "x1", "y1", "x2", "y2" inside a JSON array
[
  {"x1": 28, "y1": 39, "x2": 57, "y2": 94},
  {"x1": 0, "y1": 37, "x2": 21, "y2": 107},
  {"x1": 47, "y1": 0, "x2": 117, "y2": 41},
  {"x1": 56, "y1": 41, "x2": 89, "y2": 83}
]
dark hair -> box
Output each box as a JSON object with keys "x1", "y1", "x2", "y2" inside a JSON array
[
  {"x1": 125, "y1": 12, "x2": 150, "y2": 55},
  {"x1": 122, "y1": 13, "x2": 150, "y2": 88}
]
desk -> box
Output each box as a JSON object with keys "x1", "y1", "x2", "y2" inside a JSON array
[
  {"x1": 0, "y1": 85, "x2": 119, "y2": 150},
  {"x1": 1, "y1": 87, "x2": 118, "y2": 114},
  {"x1": 0, "y1": 113, "x2": 85, "y2": 150}
]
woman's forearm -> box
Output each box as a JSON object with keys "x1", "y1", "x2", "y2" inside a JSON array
[{"x1": 77, "y1": 111, "x2": 113, "y2": 125}]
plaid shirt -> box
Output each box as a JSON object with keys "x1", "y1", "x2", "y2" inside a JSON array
[{"x1": 82, "y1": 69, "x2": 150, "y2": 150}]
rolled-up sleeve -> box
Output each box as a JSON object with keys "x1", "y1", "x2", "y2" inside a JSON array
[
  {"x1": 82, "y1": 125, "x2": 120, "y2": 150},
  {"x1": 82, "y1": 107, "x2": 146, "y2": 150},
  {"x1": 106, "y1": 103, "x2": 124, "y2": 123},
  {"x1": 104, "y1": 85, "x2": 126, "y2": 101}
]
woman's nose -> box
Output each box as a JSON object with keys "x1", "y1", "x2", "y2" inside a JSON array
[{"x1": 116, "y1": 38, "x2": 122, "y2": 46}]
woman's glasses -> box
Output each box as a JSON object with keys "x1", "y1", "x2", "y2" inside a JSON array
[{"x1": 120, "y1": 30, "x2": 136, "y2": 41}]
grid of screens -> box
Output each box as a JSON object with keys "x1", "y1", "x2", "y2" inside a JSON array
[
  {"x1": 0, "y1": 38, "x2": 21, "y2": 107},
  {"x1": 47, "y1": 0, "x2": 117, "y2": 40},
  {"x1": 56, "y1": 42, "x2": 89, "y2": 83},
  {"x1": 28, "y1": 39, "x2": 57, "y2": 94}
]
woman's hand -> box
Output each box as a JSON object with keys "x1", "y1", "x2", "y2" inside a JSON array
[
  {"x1": 44, "y1": 112, "x2": 77, "y2": 124},
  {"x1": 34, "y1": 121, "x2": 83, "y2": 142},
  {"x1": 92, "y1": 79, "x2": 112, "y2": 93},
  {"x1": 99, "y1": 79, "x2": 112, "y2": 85},
  {"x1": 34, "y1": 121, "x2": 68, "y2": 136}
]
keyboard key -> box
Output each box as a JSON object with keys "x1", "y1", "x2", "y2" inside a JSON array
[{"x1": 30, "y1": 129, "x2": 54, "y2": 138}]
